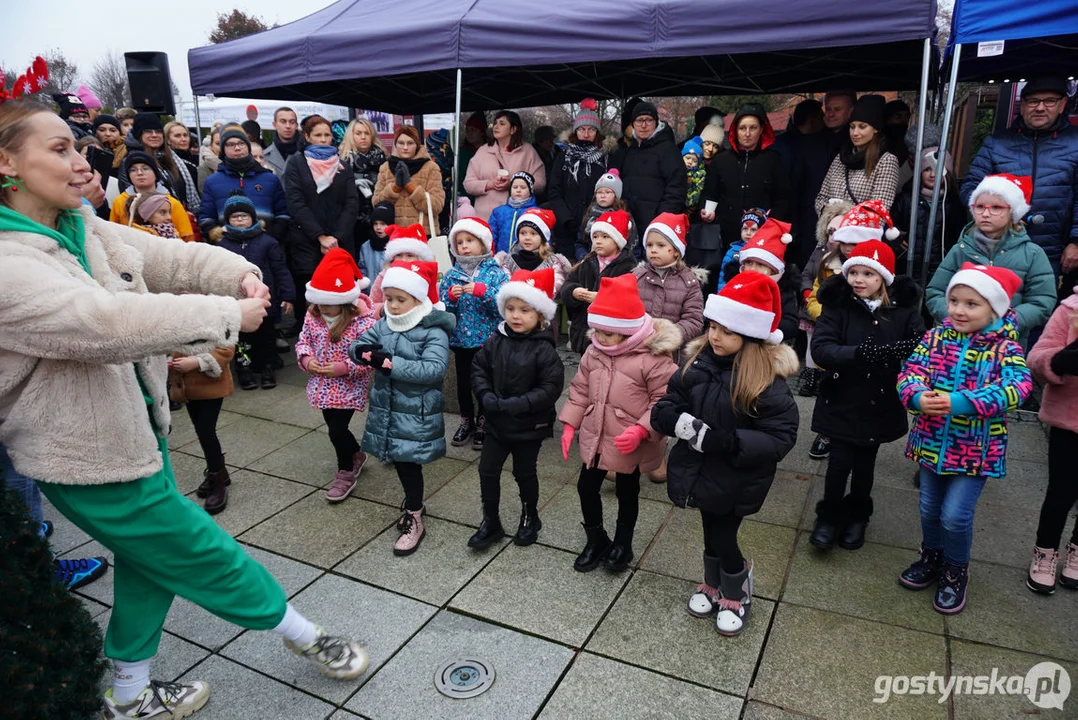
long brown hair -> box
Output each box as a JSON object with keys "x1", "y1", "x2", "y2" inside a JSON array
[
  {"x1": 308, "y1": 303, "x2": 361, "y2": 343},
  {"x1": 681, "y1": 330, "x2": 775, "y2": 414},
  {"x1": 489, "y1": 110, "x2": 524, "y2": 151},
  {"x1": 863, "y1": 133, "x2": 885, "y2": 179}
]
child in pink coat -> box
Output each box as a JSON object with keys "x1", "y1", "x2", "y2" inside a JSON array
[
  {"x1": 294, "y1": 250, "x2": 377, "y2": 502},
  {"x1": 559, "y1": 274, "x2": 679, "y2": 574},
  {"x1": 1026, "y1": 285, "x2": 1078, "y2": 594}
]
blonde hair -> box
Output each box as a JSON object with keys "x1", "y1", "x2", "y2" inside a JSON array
[
  {"x1": 309, "y1": 304, "x2": 361, "y2": 343},
  {"x1": 338, "y1": 118, "x2": 387, "y2": 159},
  {"x1": 681, "y1": 330, "x2": 775, "y2": 414}
]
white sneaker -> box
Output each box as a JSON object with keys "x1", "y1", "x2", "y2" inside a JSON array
[
  {"x1": 284, "y1": 626, "x2": 370, "y2": 679},
  {"x1": 102, "y1": 680, "x2": 209, "y2": 719}
]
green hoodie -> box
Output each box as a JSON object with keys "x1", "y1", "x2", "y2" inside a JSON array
[{"x1": 0, "y1": 204, "x2": 91, "y2": 275}]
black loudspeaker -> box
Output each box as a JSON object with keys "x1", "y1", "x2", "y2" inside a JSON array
[{"x1": 124, "y1": 52, "x2": 175, "y2": 115}]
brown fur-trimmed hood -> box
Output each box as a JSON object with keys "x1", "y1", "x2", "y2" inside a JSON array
[
  {"x1": 684, "y1": 336, "x2": 799, "y2": 378},
  {"x1": 816, "y1": 200, "x2": 853, "y2": 247}
]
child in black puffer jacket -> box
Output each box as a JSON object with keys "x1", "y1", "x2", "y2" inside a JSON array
[
  {"x1": 470, "y1": 267, "x2": 566, "y2": 549},
  {"x1": 217, "y1": 192, "x2": 296, "y2": 390}
]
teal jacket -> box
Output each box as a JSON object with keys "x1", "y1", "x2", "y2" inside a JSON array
[
  {"x1": 355, "y1": 308, "x2": 455, "y2": 464},
  {"x1": 925, "y1": 222, "x2": 1056, "y2": 343}
]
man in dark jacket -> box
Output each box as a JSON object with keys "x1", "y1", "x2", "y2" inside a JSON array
[
  {"x1": 961, "y1": 76, "x2": 1078, "y2": 278},
  {"x1": 609, "y1": 102, "x2": 687, "y2": 258}
]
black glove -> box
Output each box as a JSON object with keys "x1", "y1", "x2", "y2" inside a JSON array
[
  {"x1": 394, "y1": 162, "x2": 411, "y2": 189},
  {"x1": 367, "y1": 350, "x2": 393, "y2": 375},
  {"x1": 479, "y1": 392, "x2": 502, "y2": 413},
  {"x1": 705, "y1": 425, "x2": 739, "y2": 455},
  {"x1": 854, "y1": 335, "x2": 880, "y2": 366},
  {"x1": 348, "y1": 342, "x2": 383, "y2": 365},
  {"x1": 1050, "y1": 338, "x2": 1078, "y2": 377}
]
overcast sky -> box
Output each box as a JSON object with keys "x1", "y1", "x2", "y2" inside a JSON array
[{"x1": 4, "y1": 0, "x2": 332, "y2": 100}]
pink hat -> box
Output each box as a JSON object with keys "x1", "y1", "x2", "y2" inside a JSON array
[
  {"x1": 738, "y1": 217, "x2": 793, "y2": 278},
  {"x1": 946, "y1": 262, "x2": 1021, "y2": 317},
  {"x1": 384, "y1": 223, "x2": 434, "y2": 262},
  {"x1": 306, "y1": 248, "x2": 370, "y2": 305},
  {"x1": 644, "y1": 212, "x2": 689, "y2": 256},
  {"x1": 841, "y1": 239, "x2": 896, "y2": 286},
  {"x1": 587, "y1": 274, "x2": 647, "y2": 332},
  {"x1": 75, "y1": 84, "x2": 102, "y2": 110},
  {"x1": 591, "y1": 209, "x2": 633, "y2": 250},
  {"x1": 497, "y1": 267, "x2": 558, "y2": 321},
  {"x1": 704, "y1": 271, "x2": 784, "y2": 344}
]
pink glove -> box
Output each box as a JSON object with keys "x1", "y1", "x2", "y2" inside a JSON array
[
  {"x1": 561, "y1": 424, "x2": 576, "y2": 461},
  {"x1": 471, "y1": 282, "x2": 487, "y2": 297},
  {"x1": 613, "y1": 424, "x2": 650, "y2": 455},
  {"x1": 329, "y1": 361, "x2": 350, "y2": 377}
]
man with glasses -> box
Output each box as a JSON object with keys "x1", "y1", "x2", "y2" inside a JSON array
[{"x1": 962, "y1": 76, "x2": 1078, "y2": 281}]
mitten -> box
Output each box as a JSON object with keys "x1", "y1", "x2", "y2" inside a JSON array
[
  {"x1": 854, "y1": 335, "x2": 880, "y2": 366},
  {"x1": 674, "y1": 412, "x2": 700, "y2": 441},
  {"x1": 1050, "y1": 338, "x2": 1078, "y2": 376},
  {"x1": 393, "y1": 163, "x2": 410, "y2": 189},
  {"x1": 613, "y1": 425, "x2": 650, "y2": 455},
  {"x1": 470, "y1": 282, "x2": 488, "y2": 297},
  {"x1": 368, "y1": 350, "x2": 393, "y2": 374},
  {"x1": 479, "y1": 392, "x2": 502, "y2": 413},
  {"x1": 348, "y1": 342, "x2": 383, "y2": 365},
  {"x1": 561, "y1": 424, "x2": 576, "y2": 461}
]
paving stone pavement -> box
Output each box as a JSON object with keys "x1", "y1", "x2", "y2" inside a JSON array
[{"x1": 50, "y1": 356, "x2": 1078, "y2": 719}]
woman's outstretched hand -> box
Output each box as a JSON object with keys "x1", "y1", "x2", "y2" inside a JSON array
[
  {"x1": 240, "y1": 272, "x2": 270, "y2": 302},
  {"x1": 238, "y1": 297, "x2": 270, "y2": 332}
]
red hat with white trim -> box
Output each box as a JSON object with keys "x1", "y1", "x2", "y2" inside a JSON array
[
  {"x1": 644, "y1": 212, "x2": 689, "y2": 256},
  {"x1": 841, "y1": 239, "x2": 896, "y2": 285},
  {"x1": 833, "y1": 200, "x2": 899, "y2": 245},
  {"x1": 449, "y1": 216, "x2": 494, "y2": 254},
  {"x1": 515, "y1": 207, "x2": 556, "y2": 245},
  {"x1": 305, "y1": 248, "x2": 370, "y2": 305},
  {"x1": 738, "y1": 217, "x2": 793, "y2": 279},
  {"x1": 382, "y1": 260, "x2": 443, "y2": 310},
  {"x1": 587, "y1": 274, "x2": 647, "y2": 332},
  {"x1": 968, "y1": 173, "x2": 1032, "y2": 223},
  {"x1": 497, "y1": 267, "x2": 558, "y2": 321},
  {"x1": 384, "y1": 224, "x2": 434, "y2": 262},
  {"x1": 591, "y1": 209, "x2": 633, "y2": 250},
  {"x1": 946, "y1": 262, "x2": 1021, "y2": 318},
  {"x1": 704, "y1": 271, "x2": 784, "y2": 344}
]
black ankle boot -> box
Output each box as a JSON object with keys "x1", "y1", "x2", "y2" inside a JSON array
[
  {"x1": 260, "y1": 364, "x2": 277, "y2": 389},
  {"x1": 513, "y1": 502, "x2": 541, "y2": 546},
  {"x1": 237, "y1": 365, "x2": 257, "y2": 391},
  {"x1": 839, "y1": 496, "x2": 872, "y2": 550},
  {"x1": 574, "y1": 523, "x2": 610, "y2": 572},
  {"x1": 468, "y1": 511, "x2": 505, "y2": 549},
  {"x1": 604, "y1": 522, "x2": 634, "y2": 572},
  {"x1": 197, "y1": 455, "x2": 228, "y2": 498},
  {"x1": 203, "y1": 467, "x2": 230, "y2": 515},
  {"x1": 810, "y1": 500, "x2": 842, "y2": 550}
]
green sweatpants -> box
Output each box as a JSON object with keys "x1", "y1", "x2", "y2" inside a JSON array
[{"x1": 39, "y1": 436, "x2": 287, "y2": 662}]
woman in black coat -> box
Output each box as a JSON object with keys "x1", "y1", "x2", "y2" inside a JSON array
[
  {"x1": 700, "y1": 104, "x2": 790, "y2": 250},
  {"x1": 810, "y1": 266, "x2": 925, "y2": 549},
  {"x1": 546, "y1": 101, "x2": 611, "y2": 258},
  {"x1": 283, "y1": 115, "x2": 359, "y2": 323}
]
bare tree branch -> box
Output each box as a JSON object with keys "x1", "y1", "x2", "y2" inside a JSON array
[{"x1": 89, "y1": 51, "x2": 130, "y2": 110}]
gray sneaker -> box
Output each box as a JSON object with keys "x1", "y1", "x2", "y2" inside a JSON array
[
  {"x1": 284, "y1": 626, "x2": 370, "y2": 679},
  {"x1": 102, "y1": 679, "x2": 209, "y2": 719}
]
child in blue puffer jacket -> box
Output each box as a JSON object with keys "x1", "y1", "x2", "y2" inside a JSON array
[
  {"x1": 488, "y1": 171, "x2": 539, "y2": 254},
  {"x1": 439, "y1": 217, "x2": 509, "y2": 452},
  {"x1": 351, "y1": 261, "x2": 455, "y2": 556}
]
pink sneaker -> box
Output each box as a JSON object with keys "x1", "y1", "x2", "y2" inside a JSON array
[
  {"x1": 1027, "y1": 546, "x2": 1059, "y2": 595},
  {"x1": 1062, "y1": 543, "x2": 1078, "y2": 590},
  {"x1": 393, "y1": 507, "x2": 424, "y2": 556},
  {"x1": 325, "y1": 451, "x2": 367, "y2": 503}
]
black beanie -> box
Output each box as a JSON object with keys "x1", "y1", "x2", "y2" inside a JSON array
[
  {"x1": 241, "y1": 120, "x2": 262, "y2": 141},
  {"x1": 131, "y1": 113, "x2": 164, "y2": 140},
  {"x1": 371, "y1": 201, "x2": 395, "y2": 225},
  {"x1": 219, "y1": 125, "x2": 251, "y2": 160},
  {"x1": 53, "y1": 92, "x2": 88, "y2": 120},
  {"x1": 620, "y1": 97, "x2": 643, "y2": 131},
  {"x1": 1021, "y1": 76, "x2": 1069, "y2": 98},
  {"x1": 123, "y1": 150, "x2": 162, "y2": 183},
  {"x1": 223, "y1": 190, "x2": 257, "y2": 224},
  {"x1": 631, "y1": 101, "x2": 659, "y2": 123},
  {"x1": 850, "y1": 95, "x2": 886, "y2": 131},
  {"x1": 93, "y1": 114, "x2": 121, "y2": 133}
]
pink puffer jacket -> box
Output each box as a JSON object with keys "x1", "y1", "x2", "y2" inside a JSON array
[
  {"x1": 463, "y1": 142, "x2": 547, "y2": 221},
  {"x1": 559, "y1": 317, "x2": 680, "y2": 473},
  {"x1": 1028, "y1": 289, "x2": 1078, "y2": 434}
]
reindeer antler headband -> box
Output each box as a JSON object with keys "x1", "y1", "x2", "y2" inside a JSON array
[{"x1": 0, "y1": 56, "x2": 50, "y2": 105}]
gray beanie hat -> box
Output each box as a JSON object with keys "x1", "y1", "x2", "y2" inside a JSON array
[{"x1": 594, "y1": 168, "x2": 623, "y2": 200}]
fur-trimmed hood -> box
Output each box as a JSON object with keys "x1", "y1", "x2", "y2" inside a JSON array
[
  {"x1": 816, "y1": 199, "x2": 853, "y2": 247},
  {"x1": 684, "y1": 335, "x2": 799, "y2": 378},
  {"x1": 555, "y1": 131, "x2": 620, "y2": 157},
  {"x1": 584, "y1": 316, "x2": 681, "y2": 355},
  {"x1": 817, "y1": 273, "x2": 921, "y2": 310}
]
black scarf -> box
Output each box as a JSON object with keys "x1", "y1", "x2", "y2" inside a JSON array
[
  {"x1": 367, "y1": 231, "x2": 389, "y2": 252},
  {"x1": 839, "y1": 142, "x2": 866, "y2": 170},
  {"x1": 388, "y1": 155, "x2": 429, "y2": 175},
  {"x1": 273, "y1": 133, "x2": 299, "y2": 159},
  {"x1": 511, "y1": 248, "x2": 542, "y2": 271},
  {"x1": 223, "y1": 223, "x2": 263, "y2": 243},
  {"x1": 561, "y1": 141, "x2": 604, "y2": 186},
  {"x1": 222, "y1": 153, "x2": 263, "y2": 177},
  {"x1": 348, "y1": 147, "x2": 387, "y2": 182}
]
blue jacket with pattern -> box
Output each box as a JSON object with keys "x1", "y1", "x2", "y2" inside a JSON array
[{"x1": 438, "y1": 257, "x2": 509, "y2": 349}]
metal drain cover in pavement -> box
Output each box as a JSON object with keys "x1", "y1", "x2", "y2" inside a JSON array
[{"x1": 434, "y1": 658, "x2": 496, "y2": 699}]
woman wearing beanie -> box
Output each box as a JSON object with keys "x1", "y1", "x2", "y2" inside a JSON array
[
  {"x1": 372, "y1": 125, "x2": 445, "y2": 234},
  {"x1": 547, "y1": 99, "x2": 614, "y2": 258},
  {"x1": 815, "y1": 94, "x2": 900, "y2": 215},
  {"x1": 198, "y1": 125, "x2": 288, "y2": 242},
  {"x1": 463, "y1": 110, "x2": 547, "y2": 221},
  {"x1": 93, "y1": 114, "x2": 127, "y2": 174},
  {"x1": 120, "y1": 112, "x2": 201, "y2": 215},
  {"x1": 700, "y1": 103, "x2": 791, "y2": 248}
]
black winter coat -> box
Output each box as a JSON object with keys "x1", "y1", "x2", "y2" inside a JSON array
[
  {"x1": 652, "y1": 341, "x2": 800, "y2": 516},
  {"x1": 472, "y1": 324, "x2": 566, "y2": 442},
  {"x1": 283, "y1": 154, "x2": 359, "y2": 276},
  {"x1": 545, "y1": 144, "x2": 608, "y2": 258},
  {"x1": 810, "y1": 275, "x2": 926, "y2": 445},
  {"x1": 890, "y1": 179, "x2": 967, "y2": 282},
  {"x1": 560, "y1": 247, "x2": 638, "y2": 353},
  {"x1": 609, "y1": 125, "x2": 687, "y2": 249},
  {"x1": 217, "y1": 228, "x2": 296, "y2": 322},
  {"x1": 703, "y1": 145, "x2": 791, "y2": 250}
]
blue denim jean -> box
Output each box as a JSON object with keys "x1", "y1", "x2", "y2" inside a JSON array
[
  {"x1": 0, "y1": 444, "x2": 45, "y2": 535},
  {"x1": 918, "y1": 467, "x2": 986, "y2": 565}
]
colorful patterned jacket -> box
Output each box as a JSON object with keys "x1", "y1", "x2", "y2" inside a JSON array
[{"x1": 897, "y1": 311, "x2": 1033, "y2": 478}]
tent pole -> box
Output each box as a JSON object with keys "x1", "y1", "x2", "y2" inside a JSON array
[
  {"x1": 193, "y1": 95, "x2": 203, "y2": 141},
  {"x1": 452, "y1": 68, "x2": 462, "y2": 221},
  {"x1": 906, "y1": 37, "x2": 931, "y2": 279},
  {"x1": 922, "y1": 45, "x2": 961, "y2": 290}
]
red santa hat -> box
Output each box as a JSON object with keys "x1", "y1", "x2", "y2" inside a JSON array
[
  {"x1": 515, "y1": 207, "x2": 556, "y2": 245},
  {"x1": 841, "y1": 239, "x2": 896, "y2": 286},
  {"x1": 587, "y1": 274, "x2": 648, "y2": 332},
  {"x1": 738, "y1": 217, "x2": 793, "y2": 279},
  {"x1": 449, "y1": 216, "x2": 494, "y2": 254},
  {"x1": 946, "y1": 262, "x2": 1022, "y2": 318},
  {"x1": 833, "y1": 200, "x2": 900, "y2": 245},
  {"x1": 591, "y1": 209, "x2": 633, "y2": 250},
  {"x1": 305, "y1": 248, "x2": 370, "y2": 305},
  {"x1": 968, "y1": 173, "x2": 1032, "y2": 223},
  {"x1": 382, "y1": 260, "x2": 443, "y2": 310},
  {"x1": 704, "y1": 271, "x2": 784, "y2": 344},
  {"x1": 644, "y1": 212, "x2": 689, "y2": 257},
  {"x1": 497, "y1": 267, "x2": 558, "y2": 321},
  {"x1": 384, "y1": 223, "x2": 434, "y2": 262}
]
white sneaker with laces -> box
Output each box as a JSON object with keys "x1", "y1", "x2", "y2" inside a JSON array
[
  {"x1": 284, "y1": 626, "x2": 370, "y2": 679},
  {"x1": 102, "y1": 679, "x2": 209, "y2": 719}
]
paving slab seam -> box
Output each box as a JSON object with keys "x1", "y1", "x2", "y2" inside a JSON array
[
  {"x1": 740, "y1": 574, "x2": 786, "y2": 714},
  {"x1": 530, "y1": 648, "x2": 585, "y2": 718},
  {"x1": 738, "y1": 700, "x2": 828, "y2": 720},
  {"x1": 580, "y1": 646, "x2": 752, "y2": 701},
  {"x1": 778, "y1": 598, "x2": 956, "y2": 639},
  {"x1": 943, "y1": 633, "x2": 956, "y2": 720},
  {"x1": 941, "y1": 631, "x2": 1076, "y2": 666},
  {"x1": 444, "y1": 604, "x2": 590, "y2": 652},
  {"x1": 634, "y1": 504, "x2": 678, "y2": 569}
]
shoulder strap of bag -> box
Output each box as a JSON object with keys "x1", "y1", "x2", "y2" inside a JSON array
[{"x1": 844, "y1": 168, "x2": 863, "y2": 205}]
